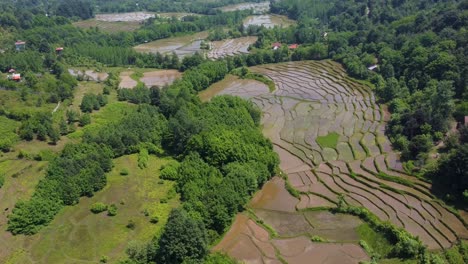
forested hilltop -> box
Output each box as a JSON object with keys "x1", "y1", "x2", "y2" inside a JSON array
[{"x1": 0, "y1": 0, "x2": 466, "y2": 264}]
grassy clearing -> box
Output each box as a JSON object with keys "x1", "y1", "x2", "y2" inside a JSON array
[
  {"x1": 0, "y1": 116, "x2": 19, "y2": 150},
  {"x1": 316, "y1": 132, "x2": 340, "y2": 149},
  {"x1": 23, "y1": 154, "x2": 178, "y2": 263},
  {"x1": 67, "y1": 101, "x2": 136, "y2": 139},
  {"x1": 356, "y1": 223, "x2": 393, "y2": 257}
]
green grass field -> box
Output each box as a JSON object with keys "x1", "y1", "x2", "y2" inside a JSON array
[
  {"x1": 316, "y1": 132, "x2": 340, "y2": 149},
  {"x1": 0, "y1": 116, "x2": 19, "y2": 150},
  {"x1": 356, "y1": 223, "x2": 393, "y2": 257},
  {"x1": 2, "y1": 154, "x2": 179, "y2": 263}
]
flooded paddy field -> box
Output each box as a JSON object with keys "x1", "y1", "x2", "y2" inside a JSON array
[
  {"x1": 199, "y1": 74, "x2": 269, "y2": 102},
  {"x1": 218, "y1": 1, "x2": 270, "y2": 13},
  {"x1": 243, "y1": 14, "x2": 296, "y2": 28},
  {"x1": 212, "y1": 60, "x2": 468, "y2": 263},
  {"x1": 207, "y1": 36, "x2": 257, "y2": 59},
  {"x1": 134, "y1": 31, "x2": 208, "y2": 57},
  {"x1": 119, "y1": 69, "x2": 182, "y2": 89}
]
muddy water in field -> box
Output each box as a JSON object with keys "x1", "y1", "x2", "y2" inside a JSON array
[
  {"x1": 140, "y1": 70, "x2": 182, "y2": 87},
  {"x1": 133, "y1": 31, "x2": 208, "y2": 55},
  {"x1": 199, "y1": 74, "x2": 269, "y2": 102},
  {"x1": 213, "y1": 60, "x2": 467, "y2": 262},
  {"x1": 243, "y1": 15, "x2": 296, "y2": 29}
]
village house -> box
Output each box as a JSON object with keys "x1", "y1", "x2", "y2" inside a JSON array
[
  {"x1": 272, "y1": 42, "x2": 282, "y2": 50},
  {"x1": 15, "y1": 41, "x2": 26, "y2": 51}
]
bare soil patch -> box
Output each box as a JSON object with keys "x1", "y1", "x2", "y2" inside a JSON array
[{"x1": 118, "y1": 71, "x2": 137, "y2": 89}]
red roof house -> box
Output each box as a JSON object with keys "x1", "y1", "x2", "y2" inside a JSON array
[
  {"x1": 288, "y1": 44, "x2": 299, "y2": 49},
  {"x1": 15, "y1": 41, "x2": 26, "y2": 51},
  {"x1": 272, "y1": 42, "x2": 282, "y2": 50}
]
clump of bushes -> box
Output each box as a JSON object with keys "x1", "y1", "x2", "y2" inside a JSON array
[
  {"x1": 311, "y1": 235, "x2": 325, "y2": 242},
  {"x1": 107, "y1": 204, "x2": 117, "y2": 216},
  {"x1": 126, "y1": 220, "x2": 136, "y2": 229},
  {"x1": 90, "y1": 202, "x2": 108, "y2": 214},
  {"x1": 150, "y1": 216, "x2": 159, "y2": 224},
  {"x1": 120, "y1": 168, "x2": 129, "y2": 176},
  {"x1": 160, "y1": 161, "x2": 179, "y2": 180}
]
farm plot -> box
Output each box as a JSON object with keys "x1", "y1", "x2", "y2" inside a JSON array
[
  {"x1": 207, "y1": 36, "x2": 257, "y2": 59},
  {"x1": 95, "y1": 12, "x2": 155, "y2": 22},
  {"x1": 134, "y1": 31, "x2": 208, "y2": 57},
  {"x1": 243, "y1": 15, "x2": 296, "y2": 28},
  {"x1": 199, "y1": 74, "x2": 269, "y2": 102},
  {"x1": 214, "y1": 60, "x2": 467, "y2": 263},
  {"x1": 74, "y1": 12, "x2": 155, "y2": 33},
  {"x1": 213, "y1": 213, "x2": 368, "y2": 264},
  {"x1": 68, "y1": 69, "x2": 108, "y2": 82},
  {"x1": 140, "y1": 70, "x2": 182, "y2": 87},
  {"x1": 218, "y1": 1, "x2": 270, "y2": 13}
]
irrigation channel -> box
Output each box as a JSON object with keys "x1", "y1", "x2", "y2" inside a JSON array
[{"x1": 212, "y1": 60, "x2": 468, "y2": 263}]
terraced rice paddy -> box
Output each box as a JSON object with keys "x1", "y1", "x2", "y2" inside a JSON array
[
  {"x1": 214, "y1": 60, "x2": 468, "y2": 263},
  {"x1": 218, "y1": 1, "x2": 270, "y2": 13},
  {"x1": 243, "y1": 15, "x2": 296, "y2": 28},
  {"x1": 133, "y1": 31, "x2": 208, "y2": 57},
  {"x1": 207, "y1": 37, "x2": 257, "y2": 59}
]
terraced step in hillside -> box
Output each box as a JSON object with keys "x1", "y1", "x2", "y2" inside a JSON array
[{"x1": 213, "y1": 61, "x2": 467, "y2": 263}]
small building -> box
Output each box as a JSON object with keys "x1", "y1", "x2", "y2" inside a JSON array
[
  {"x1": 15, "y1": 41, "x2": 26, "y2": 51},
  {"x1": 368, "y1": 64, "x2": 378, "y2": 71},
  {"x1": 272, "y1": 42, "x2": 282, "y2": 50},
  {"x1": 288, "y1": 44, "x2": 299, "y2": 49},
  {"x1": 8, "y1": 69, "x2": 16, "y2": 73},
  {"x1": 55, "y1": 47, "x2": 64, "y2": 55},
  {"x1": 8, "y1": 73, "x2": 21, "y2": 81}
]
